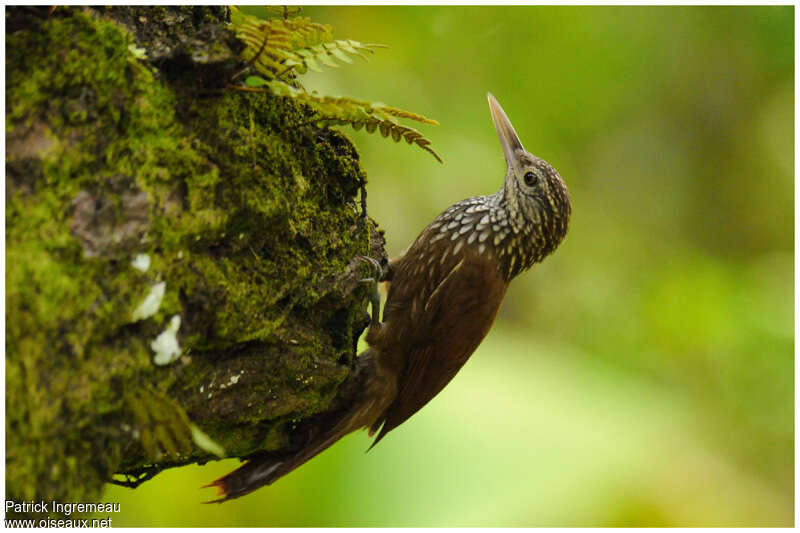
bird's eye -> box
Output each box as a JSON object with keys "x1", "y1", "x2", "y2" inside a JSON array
[{"x1": 524, "y1": 171, "x2": 538, "y2": 187}]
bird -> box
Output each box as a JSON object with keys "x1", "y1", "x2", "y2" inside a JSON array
[{"x1": 204, "y1": 92, "x2": 572, "y2": 502}]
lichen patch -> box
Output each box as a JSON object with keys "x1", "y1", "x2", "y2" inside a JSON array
[
  {"x1": 131, "y1": 253, "x2": 151, "y2": 272},
  {"x1": 132, "y1": 281, "x2": 166, "y2": 321},
  {"x1": 151, "y1": 314, "x2": 182, "y2": 365}
]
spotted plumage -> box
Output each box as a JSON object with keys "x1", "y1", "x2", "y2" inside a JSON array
[
  {"x1": 365, "y1": 139, "x2": 570, "y2": 443},
  {"x1": 401, "y1": 152, "x2": 569, "y2": 285}
]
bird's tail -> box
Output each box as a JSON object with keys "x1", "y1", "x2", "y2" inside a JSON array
[
  {"x1": 203, "y1": 415, "x2": 355, "y2": 503},
  {"x1": 203, "y1": 349, "x2": 383, "y2": 503}
]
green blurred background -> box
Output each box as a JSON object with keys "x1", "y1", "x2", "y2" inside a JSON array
[{"x1": 100, "y1": 6, "x2": 793, "y2": 526}]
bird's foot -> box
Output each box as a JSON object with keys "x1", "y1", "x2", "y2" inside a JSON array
[{"x1": 356, "y1": 255, "x2": 383, "y2": 326}]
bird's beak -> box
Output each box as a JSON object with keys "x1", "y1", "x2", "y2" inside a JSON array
[{"x1": 488, "y1": 92, "x2": 524, "y2": 169}]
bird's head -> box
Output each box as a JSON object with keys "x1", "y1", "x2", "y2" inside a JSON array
[{"x1": 487, "y1": 92, "x2": 571, "y2": 257}]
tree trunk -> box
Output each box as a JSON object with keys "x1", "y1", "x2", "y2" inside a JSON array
[{"x1": 6, "y1": 6, "x2": 384, "y2": 514}]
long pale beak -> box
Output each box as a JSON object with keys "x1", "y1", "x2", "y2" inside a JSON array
[{"x1": 487, "y1": 92, "x2": 524, "y2": 168}]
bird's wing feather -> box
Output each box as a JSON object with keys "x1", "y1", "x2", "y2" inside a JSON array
[{"x1": 370, "y1": 247, "x2": 507, "y2": 444}]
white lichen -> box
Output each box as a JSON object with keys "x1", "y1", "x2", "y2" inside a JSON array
[
  {"x1": 132, "y1": 281, "x2": 165, "y2": 321},
  {"x1": 218, "y1": 370, "x2": 242, "y2": 391},
  {"x1": 131, "y1": 253, "x2": 151, "y2": 272},
  {"x1": 151, "y1": 315, "x2": 181, "y2": 365}
]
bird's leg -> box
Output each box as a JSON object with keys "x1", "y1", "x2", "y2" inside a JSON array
[{"x1": 357, "y1": 255, "x2": 383, "y2": 326}]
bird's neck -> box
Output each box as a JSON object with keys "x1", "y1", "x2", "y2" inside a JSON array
[{"x1": 491, "y1": 185, "x2": 569, "y2": 281}]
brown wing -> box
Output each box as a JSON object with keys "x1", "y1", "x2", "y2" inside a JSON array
[{"x1": 369, "y1": 244, "x2": 508, "y2": 445}]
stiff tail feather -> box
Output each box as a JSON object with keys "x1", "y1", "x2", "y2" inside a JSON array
[{"x1": 203, "y1": 416, "x2": 355, "y2": 503}]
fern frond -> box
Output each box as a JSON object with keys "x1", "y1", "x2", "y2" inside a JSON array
[
  {"x1": 230, "y1": 7, "x2": 381, "y2": 79},
  {"x1": 282, "y1": 40, "x2": 381, "y2": 75},
  {"x1": 266, "y1": 82, "x2": 442, "y2": 162},
  {"x1": 364, "y1": 103, "x2": 440, "y2": 126},
  {"x1": 229, "y1": 8, "x2": 441, "y2": 163}
]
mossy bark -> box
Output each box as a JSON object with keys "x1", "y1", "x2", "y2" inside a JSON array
[{"x1": 6, "y1": 6, "x2": 384, "y2": 514}]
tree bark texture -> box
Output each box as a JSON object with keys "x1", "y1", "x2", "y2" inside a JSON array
[{"x1": 6, "y1": 6, "x2": 385, "y2": 513}]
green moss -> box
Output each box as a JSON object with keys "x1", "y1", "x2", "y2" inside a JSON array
[{"x1": 6, "y1": 7, "x2": 374, "y2": 511}]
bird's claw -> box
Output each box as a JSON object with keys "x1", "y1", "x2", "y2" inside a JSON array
[
  {"x1": 356, "y1": 255, "x2": 383, "y2": 326},
  {"x1": 357, "y1": 255, "x2": 382, "y2": 277}
]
